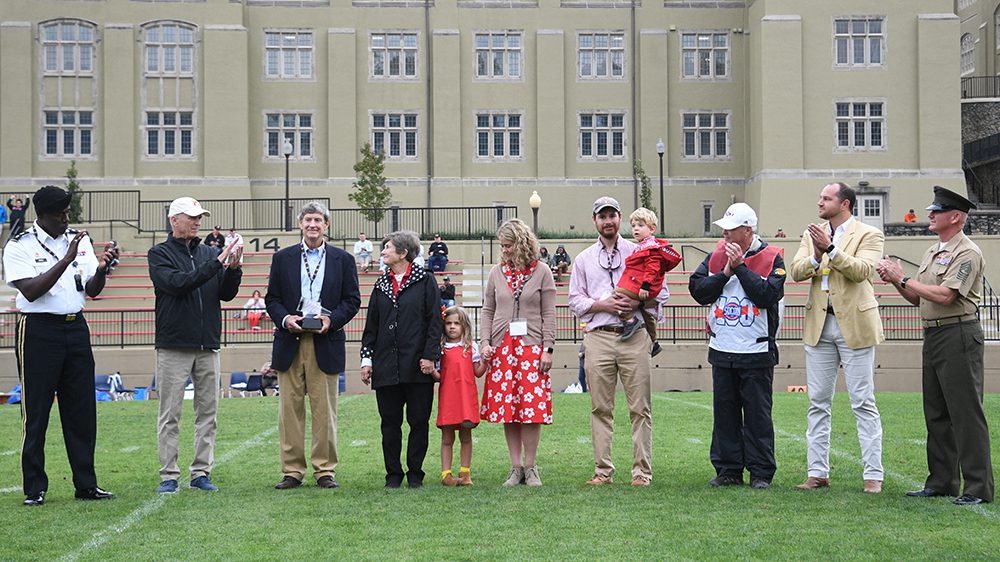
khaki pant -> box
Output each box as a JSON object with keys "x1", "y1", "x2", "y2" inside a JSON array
[
  {"x1": 584, "y1": 329, "x2": 653, "y2": 480},
  {"x1": 278, "y1": 334, "x2": 339, "y2": 480},
  {"x1": 613, "y1": 287, "x2": 658, "y2": 343},
  {"x1": 156, "y1": 348, "x2": 220, "y2": 481}
]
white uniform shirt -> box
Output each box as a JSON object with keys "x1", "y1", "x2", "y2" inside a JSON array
[{"x1": 3, "y1": 221, "x2": 99, "y2": 314}]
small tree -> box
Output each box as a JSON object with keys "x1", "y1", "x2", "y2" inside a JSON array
[
  {"x1": 349, "y1": 143, "x2": 392, "y2": 223},
  {"x1": 66, "y1": 160, "x2": 84, "y2": 223},
  {"x1": 634, "y1": 159, "x2": 655, "y2": 213}
]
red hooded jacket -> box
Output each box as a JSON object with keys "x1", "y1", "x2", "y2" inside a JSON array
[{"x1": 617, "y1": 238, "x2": 682, "y2": 297}]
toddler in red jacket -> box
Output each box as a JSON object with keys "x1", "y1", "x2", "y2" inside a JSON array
[{"x1": 615, "y1": 208, "x2": 682, "y2": 351}]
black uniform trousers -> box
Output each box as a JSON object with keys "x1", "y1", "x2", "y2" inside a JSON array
[
  {"x1": 15, "y1": 313, "x2": 98, "y2": 496},
  {"x1": 375, "y1": 382, "x2": 434, "y2": 485},
  {"x1": 710, "y1": 363, "x2": 776, "y2": 481},
  {"x1": 922, "y1": 321, "x2": 994, "y2": 502}
]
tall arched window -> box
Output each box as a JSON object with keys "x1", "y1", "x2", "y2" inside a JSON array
[
  {"x1": 143, "y1": 21, "x2": 196, "y2": 76},
  {"x1": 961, "y1": 33, "x2": 976, "y2": 76},
  {"x1": 40, "y1": 19, "x2": 96, "y2": 75}
]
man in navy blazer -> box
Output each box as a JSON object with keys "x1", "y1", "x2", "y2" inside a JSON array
[{"x1": 265, "y1": 202, "x2": 361, "y2": 490}]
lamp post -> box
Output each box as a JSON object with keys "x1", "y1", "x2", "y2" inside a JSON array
[
  {"x1": 656, "y1": 138, "x2": 665, "y2": 236},
  {"x1": 282, "y1": 138, "x2": 293, "y2": 231},
  {"x1": 529, "y1": 190, "x2": 542, "y2": 234}
]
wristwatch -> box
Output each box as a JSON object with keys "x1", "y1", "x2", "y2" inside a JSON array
[
  {"x1": 901, "y1": 276, "x2": 910, "y2": 289},
  {"x1": 545, "y1": 347, "x2": 554, "y2": 354},
  {"x1": 825, "y1": 243, "x2": 835, "y2": 254}
]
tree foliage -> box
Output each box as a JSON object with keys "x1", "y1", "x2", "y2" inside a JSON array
[
  {"x1": 66, "y1": 160, "x2": 83, "y2": 223},
  {"x1": 349, "y1": 143, "x2": 392, "y2": 223},
  {"x1": 634, "y1": 159, "x2": 655, "y2": 213}
]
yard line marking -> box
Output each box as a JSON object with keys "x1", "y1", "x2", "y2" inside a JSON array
[
  {"x1": 119, "y1": 446, "x2": 141, "y2": 453},
  {"x1": 0, "y1": 487, "x2": 20, "y2": 493},
  {"x1": 908, "y1": 439, "x2": 927, "y2": 446},
  {"x1": 350, "y1": 440, "x2": 368, "y2": 447},
  {"x1": 60, "y1": 396, "x2": 359, "y2": 561},
  {"x1": 1, "y1": 448, "x2": 18, "y2": 456},
  {"x1": 686, "y1": 437, "x2": 703, "y2": 444},
  {"x1": 576, "y1": 436, "x2": 591, "y2": 444},
  {"x1": 654, "y1": 394, "x2": 999, "y2": 522}
]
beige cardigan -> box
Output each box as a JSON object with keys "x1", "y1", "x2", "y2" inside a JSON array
[{"x1": 480, "y1": 262, "x2": 557, "y2": 349}]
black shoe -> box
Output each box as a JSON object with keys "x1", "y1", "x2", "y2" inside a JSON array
[
  {"x1": 275, "y1": 476, "x2": 302, "y2": 490},
  {"x1": 385, "y1": 475, "x2": 403, "y2": 489},
  {"x1": 953, "y1": 494, "x2": 985, "y2": 506},
  {"x1": 408, "y1": 479, "x2": 423, "y2": 489},
  {"x1": 316, "y1": 476, "x2": 339, "y2": 489},
  {"x1": 75, "y1": 486, "x2": 114, "y2": 501},
  {"x1": 650, "y1": 342, "x2": 662, "y2": 357},
  {"x1": 750, "y1": 478, "x2": 771, "y2": 489},
  {"x1": 709, "y1": 474, "x2": 744, "y2": 487},
  {"x1": 906, "y1": 487, "x2": 949, "y2": 498},
  {"x1": 23, "y1": 491, "x2": 45, "y2": 506}
]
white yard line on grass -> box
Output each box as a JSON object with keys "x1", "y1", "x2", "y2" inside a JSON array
[
  {"x1": 60, "y1": 396, "x2": 358, "y2": 561},
  {"x1": 0, "y1": 487, "x2": 21, "y2": 493},
  {"x1": 119, "y1": 446, "x2": 141, "y2": 454},
  {"x1": 654, "y1": 393, "x2": 999, "y2": 521},
  {"x1": 1, "y1": 448, "x2": 19, "y2": 456}
]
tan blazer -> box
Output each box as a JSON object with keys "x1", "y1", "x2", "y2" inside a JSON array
[{"x1": 790, "y1": 219, "x2": 885, "y2": 349}]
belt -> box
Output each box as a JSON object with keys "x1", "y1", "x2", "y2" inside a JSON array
[
  {"x1": 921, "y1": 314, "x2": 978, "y2": 329},
  {"x1": 25, "y1": 312, "x2": 82, "y2": 322},
  {"x1": 593, "y1": 325, "x2": 625, "y2": 334}
]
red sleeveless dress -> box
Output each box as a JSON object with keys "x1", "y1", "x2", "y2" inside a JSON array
[{"x1": 436, "y1": 343, "x2": 481, "y2": 429}]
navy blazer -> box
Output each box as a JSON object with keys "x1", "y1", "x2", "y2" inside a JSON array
[{"x1": 265, "y1": 243, "x2": 361, "y2": 374}]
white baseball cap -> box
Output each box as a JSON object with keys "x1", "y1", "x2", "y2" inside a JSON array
[
  {"x1": 168, "y1": 197, "x2": 211, "y2": 218},
  {"x1": 713, "y1": 202, "x2": 758, "y2": 230}
]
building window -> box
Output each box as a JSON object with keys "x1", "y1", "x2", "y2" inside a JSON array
[
  {"x1": 475, "y1": 31, "x2": 522, "y2": 79},
  {"x1": 371, "y1": 32, "x2": 418, "y2": 79},
  {"x1": 43, "y1": 109, "x2": 93, "y2": 157},
  {"x1": 265, "y1": 31, "x2": 313, "y2": 79},
  {"x1": 961, "y1": 33, "x2": 976, "y2": 76},
  {"x1": 579, "y1": 112, "x2": 626, "y2": 159},
  {"x1": 702, "y1": 203, "x2": 714, "y2": 236},
  {"x1": 995, "y1": 9, "x2": 1000, "y2": 50},
  {"x1": 578, "y1": 32, "x2": 625, "y2": 79},
  {"x1": 475, "y1": 112, "x2": 521, "y2": 159},
  {"x1": 681, "y1": 32, "x2": 729, "y2": 79},
  {"x1": 372, "y1": 113, "x2": 418, "y2": 158},
  {"x1": 959, "y1": 0, "x2": 977, "y2": 10},
  {"x1": 265, "y1": 113, "x2": 313, "y2": 158},
  {"x1": 834, "y1": 17, "x2": 883, "y2": 67},
  {"x1": 145, "y1": 111, "x2": 194, "y2": 157},
  {"x1": 144, "y1": 22, "x2": 195, "y2": 76},
  {"x1": 41, "y1": 20, "x2": 96, "y2": 75},
  {"x1": 682, "y1": 112, "x2": 729, "y2": 159},
  {"x1": 835, "y1": 101, "x2": 885, "y2": 151}
]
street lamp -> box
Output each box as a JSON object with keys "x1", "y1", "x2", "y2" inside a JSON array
[
  {"x1": 282, "y1": 137, "x2": 293, "y2": 231},
  {"x1": 529, "y1": 190, "x2": 542, "y2": 233},
  {"x1": 656, "y1": 138, "x2": 665, "y2": 236}
]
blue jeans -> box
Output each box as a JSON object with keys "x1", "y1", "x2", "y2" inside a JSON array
[{"x1": 428, "y1": 256, "x2": 448, "y2": 272}]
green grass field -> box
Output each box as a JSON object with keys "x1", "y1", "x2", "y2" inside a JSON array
[{"x1": 1, "y1": 391, "x2": 998, "y2": 561}]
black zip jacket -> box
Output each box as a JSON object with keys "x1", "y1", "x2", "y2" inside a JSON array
[{"x1": 148, "y1": 234, "x2": 242, "y2": 350}]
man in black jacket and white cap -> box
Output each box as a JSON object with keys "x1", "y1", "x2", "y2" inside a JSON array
[{"x1": 148, "y1": 197, "x2": 242, "y2": 494}]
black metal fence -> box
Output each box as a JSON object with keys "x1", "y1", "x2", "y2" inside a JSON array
[
  {"x1": 1, "y1": 304, "x2": 997, "y2": 349},
  {"x1": 325, "y1": 206, "x2": 518, "y2": 240},
  {"x1": 961, "y1": 76, "x2": 1000, "y2": 99},
  {"x1": 139, "y1": 198, "x2": 327, "y2": 233}
]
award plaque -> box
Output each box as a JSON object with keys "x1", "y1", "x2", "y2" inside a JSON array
[{"x1": 298, "y1": 298, "x2": 329, "y2": 332}]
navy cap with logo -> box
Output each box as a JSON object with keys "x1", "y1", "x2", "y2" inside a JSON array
[{"x1": 926, "y1": 185, "x2": 977, "y2": 213}]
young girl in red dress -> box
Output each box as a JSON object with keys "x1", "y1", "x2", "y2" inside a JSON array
[{"x1": 433, "y1": 306, "x2": 488, "y2": 486}]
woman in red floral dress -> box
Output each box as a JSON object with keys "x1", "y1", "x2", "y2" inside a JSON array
[{"x1": 480, "y1": 218, "x2": 557, "y2": 487}]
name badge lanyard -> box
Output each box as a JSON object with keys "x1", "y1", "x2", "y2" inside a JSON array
[
  {"x1": 509, "y1": 265, "x2": 535, "y2": 337},
  {"x1": 301, "y1": 243, "x2": 325, "y2": 302},
  {"x1": 600, "y1": 243, "x2": 622, "y2": 292},
  {"x1": 34, "y1": 227, "x2": 83, "y2": 292}
]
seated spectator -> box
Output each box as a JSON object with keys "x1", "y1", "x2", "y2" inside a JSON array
[
  {"x1": 428, "y1": 234, "x2": 449, "y2": 272},
  {"x1": 204, "y1": 226, "x2": 225, "y2": 249},
  {"x1": 774, "y1": 228, "x2": 787, "y2": 238},
  {"x1": 260, "y1": 361, "x2": 278, "y2": 397},
  {"x1": 225, "y1": 228, "x2": 245, "y2": 264},
  {"x1": 553, "y1": 244, "x2": 572, "y2": 282},
  {"x1": 414, "y1": 243, "x2": 426, "y2": 269},
  {"x1": 243, "y1": 290, "x2": 266, "y2": 330},
  {"x1": 904, "y1": 209, "x2": 918, "y2": 223},
  {"x1": 440, "y1": 276, "x2": 456, "y2": 307},
  {"x1": 354, "y1": 232, "x2": 374, "y2": 272},
  {"x1": 539, "y1": 246, "x2": 553, "y2": 268}
]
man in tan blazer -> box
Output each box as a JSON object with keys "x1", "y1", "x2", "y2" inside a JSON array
[{"x1": 791, "y1": 183, "x2": 885, "y2": 493}]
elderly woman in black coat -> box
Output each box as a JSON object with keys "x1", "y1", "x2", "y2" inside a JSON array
[{"x1": 360, "y1": 230, "x2": 442, "y2": 488}]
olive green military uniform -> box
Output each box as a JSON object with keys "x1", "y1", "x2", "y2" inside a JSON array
[{"x1": 916, "y1": 231, "x2": 993, "y2": 502}]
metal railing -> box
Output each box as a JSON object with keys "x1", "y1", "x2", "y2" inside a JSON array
[
  {"x1": 961, "y1": 75, "x2": 1000, "y2": 99},
  {"x1": 138, "y1": 198, "x2": 329, "y2": 233},
  {"x1": 1, "y1": 303, "x2": 996, "y2": 349},
  {"x1": 325, "y1": 206, "x2": 518, "y2": 240}
]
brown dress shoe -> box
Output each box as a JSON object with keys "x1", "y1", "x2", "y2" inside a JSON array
[
  {"x1": 442, "y1": 473, "x2": 458, "y2": 487},
  {"x1": 316, "y1": 476, "x2": 339, "y2": 489},
  {"x1": 631, "y1": 476, "x2": 651, "y2": 487},
  {"x1": 796, "y1": 476, "x2": 830, "y2": 490},
  {"x1": 457, "y1": 471, "x2": 473, "y2": 486},
  {"x1": 275, "y1": 476, "x2": 302, "y2": 490},
  {"x1": 863, "y1": 479, "x2": 882, "y2": 494},
  {"x1": 586, "y1": 474, "x2": 614, "y2": 486}
]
